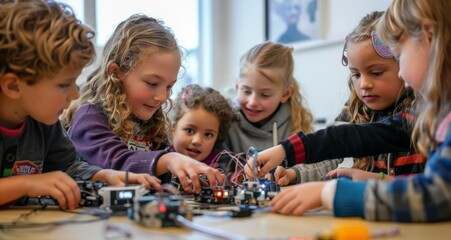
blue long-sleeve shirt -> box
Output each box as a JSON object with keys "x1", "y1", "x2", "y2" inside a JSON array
[{"x1": 334, "y1": 112, "x2": 451, "y2": 222}]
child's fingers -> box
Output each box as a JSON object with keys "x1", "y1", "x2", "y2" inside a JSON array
[
  {"x1": 277, "y1": 176, "x2": 289, "y2": 186},
  {"x1": 274, "y1": 166, "x2": 284, "y2": 181},
  {"x1": 200, "y1": 178, "x2": 209, "y2": 187},
  {"x1": 205, "y1": 169, "x2": 224, "y2": 188},
  {"x1": 142, "y1": 175, "x2": 161, "y2": 190},
  {"x1": 210, "y1": 169, "x2": 225, "y2": 188},
  {"x1": 270, "y1": 188, "x2": 296, "y2": 213},
  {"x1": 325, "y1": 169, "x2": 338, "y2": 178},
  {"x1": 291, "y1": 202, "x2": 314, "y2": 216},
  {"x1": 187, "y1": 172, "x2": 201, "y2": 193},
  {"x1": 336, "y1": 168, "x2": 351, "y2": 178},
  {"x1": 278, "y1": 197, "x2": 299, "y2": 215},
  {"x1": 177, "y1": 175, "x2": 193, "y2": 193},
  {"x1": 257, "y1": 164, "x2": 272, "y2": 178},
  {"x1": 54, "y1": 179, "x2": 79, "y2": 210},
  {"x1": 51, "y1": 190, "x2": 68, "y2": 210}
]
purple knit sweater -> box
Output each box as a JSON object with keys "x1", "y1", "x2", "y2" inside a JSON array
[{"x1": 68, "y1": 104, "x2": 168, "y2": 175}]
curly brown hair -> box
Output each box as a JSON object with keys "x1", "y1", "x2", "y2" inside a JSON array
[
  {"x1": 171, "y1": 84, "x2": 240, "y2": 148},
  {"x1": 0, "y1": 0, "x2": 95, "y2": 84}
]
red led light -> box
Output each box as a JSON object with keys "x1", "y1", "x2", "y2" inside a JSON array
[
  {"x1": 215, "y1": 190, "x2": 223, "y2": 199},
  {"x1": 159, "y1": 204, "x2": 167, "y2": 213}
]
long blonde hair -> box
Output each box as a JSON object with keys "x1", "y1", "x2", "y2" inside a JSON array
[
  {"x1": 377, "y1": 0, "x2": 451, "y2": 157},
  {"x1": 62, "y1": 14, "x2": 182, "y2": 148},
  {"x1": 239, "y1": 42, "x2": 313, "y2": 134}
]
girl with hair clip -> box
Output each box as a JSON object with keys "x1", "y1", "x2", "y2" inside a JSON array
[
  {"x1": 275, "y1": 11, "x2": 425, "y2": 186},
  {"x1": 61, "y1": 14, "x2": 223, "y2": 193},
  {"x1": 254, "y1": 0, "x2": 451, "y2": 222},
  {"x1": 223, "y1": 41, "x2": 314, "y2": 154}
]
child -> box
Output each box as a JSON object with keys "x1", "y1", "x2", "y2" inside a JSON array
[
  {"x1": 223, "y1": 41, "x2": 314, "y2": 154},
  {"x1": 0, "y1": 0, "x2": 160, "y2": 210},
  {"x1": 170, "y1": 84, "x2": 242, "y2": 184},
  {"x1": 253, "y1": 0, "x2": 451, "y2": 222},
  {"x1": 61, "y1": 14, "x2": 223, "y2": 193},
  {"x1": 170, "y1": 84, "x2": 239, "y2": 165},
  {"x1": 275, "y1": 11, "x2": 424, "y2": 186}
]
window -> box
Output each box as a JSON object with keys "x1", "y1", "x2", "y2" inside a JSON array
[
  {"x1": 60, "y1": 0, "x2": 200, "y2": 96},
  {"x1": 60, "y1": 0, "x2": 84, "y2": 21}
]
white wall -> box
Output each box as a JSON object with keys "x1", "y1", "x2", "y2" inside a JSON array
[{"x1": 208, "y1": 0, "x2": 392, "y2": 128}]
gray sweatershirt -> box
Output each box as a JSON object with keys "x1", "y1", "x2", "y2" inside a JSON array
[{"x1": 223, "y1": 103, "x2": 292, "y2": 154}]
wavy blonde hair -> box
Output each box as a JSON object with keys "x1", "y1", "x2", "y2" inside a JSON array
[
  {"x1": 376, "y1": 0, "x2": 451, "y2": 157},
  {"x1": 62, "y1": 14, "x2": 182, "y2": 148},
  {"x1": 340, "y1": 11, "x2": 416, "y2": 170},
  {"x1": 238, "y1": 41, "x2": 313, "y2": 134},
  {"x1": 0, "y1": 0, "x2": 95, "y2": 84}
]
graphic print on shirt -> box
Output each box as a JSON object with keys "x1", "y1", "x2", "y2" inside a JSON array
[
  {"x1": 127, "y1": 132, "x2": 151, "y2": 151},
  {"x1": 13, "y1": 160, "x2": 43, "y2": 175},
  {"x1": 1, "y1": 145, "x2": 17, "y2": 177}
]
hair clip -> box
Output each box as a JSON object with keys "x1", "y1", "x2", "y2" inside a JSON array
[
  {"x1": 371, "y1": 31, "x2": 394, "y2": 59},
  {"x1": 341, "y1": 35, "x2": 349, "y2": 66},
  {"x1": 181, "y1": 88, "x2": 193, "y2": 100}
]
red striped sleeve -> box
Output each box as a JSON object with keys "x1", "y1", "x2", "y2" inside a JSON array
[
  {"x1": 395, "y1": 154, "x2": 426, "y2": 166},
  {"x1": 287, "y1": 134, "x2": 306, "y2": 164},
  {"x1": 401, "y1": 112, "x2": 415, "y2": 121}
]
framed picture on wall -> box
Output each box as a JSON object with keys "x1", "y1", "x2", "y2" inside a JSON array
[{"x1": 266, "y1": 0, "x2": 321, "y2": 45}]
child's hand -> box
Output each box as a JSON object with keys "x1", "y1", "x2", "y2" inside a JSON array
[
  {"x1": 158, "y1": 153, "x2": 224, "y2": 193},
  {"x1": 244, "y1": 145, "x2": 286, "y2": 179},
  {"x1": 274, "y1": 166, "x2": 296, "y2": 186},
  {"x1": 24, "y1": 171, "x2": 80, "y2": 210},
  {"x1": 326, "y1": 168, "x2": 385, "y2": 181},
  {"x1": 270, "y1": 181, "x2": 325, "y2": 215},
  {"x1": 92, "y1": 169, "x2": 161, "y2": 190}
]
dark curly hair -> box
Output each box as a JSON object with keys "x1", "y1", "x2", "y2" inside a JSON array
[{"x1": 171, "y1": 84, "x2": 239, "y2": 148}]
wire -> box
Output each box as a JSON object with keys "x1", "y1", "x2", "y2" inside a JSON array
[
  {"x1": 0, "y1": 207, "x2": 110, "y2": 230},
  {"x1": 210, "y1": 150, "x2": 247, "y2": 185},
  {"x1": 175, "y1": 214, "x2": 247, "y2": 240},
  {"x1": 247, "y1": 147, "x2": 259, "y2": 182},
  {"x1": 0, "y1": 217, "x2": 104, "y2": 230}
]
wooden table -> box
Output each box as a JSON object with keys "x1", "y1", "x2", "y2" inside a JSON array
[{"x1": 1, "y1": 206, "x2": 450, "y2": 240}]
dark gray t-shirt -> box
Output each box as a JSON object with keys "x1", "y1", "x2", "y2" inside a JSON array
[{"x1": 0, "y1": 117, "x2": 101, "y2": 180}]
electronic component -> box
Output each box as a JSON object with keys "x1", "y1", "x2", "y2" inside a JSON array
[
  {"x1": 130, "y1": 194, "x2": 192, "y2": 228},
  {"x1": 234, "y1": 180, "x2": 280, "y2": 207},
  {"x1": 14, "y1": 180, "x2": 107, "y2": 207},
  {"x1": 193, "y1": 186, "x2": 235, "y2": 204},
  {"x1": 77, "y1": 180, "x2": 107, "y2": 207},
  {"x1": 98, "y1": 185, "x2": 148, "y2": 214}
]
